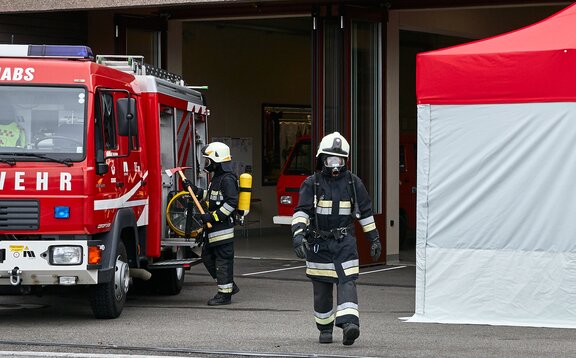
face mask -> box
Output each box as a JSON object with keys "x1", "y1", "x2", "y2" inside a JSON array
[
  {"x1": 324, "y1": 156, "x2": 345, "y2": 168},
  {"x1": 204, "y1": 158, "x2": 216, "y2": 172},
  {"x1": 323, "y1": 155, "x2": 345, "y2": 176}
]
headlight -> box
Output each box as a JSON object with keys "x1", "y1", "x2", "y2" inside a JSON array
[
  {"x1": 50, "y1": 246, "x2": 82, "y2": 265},
  {"x1": 280, "y1": 195, "x2": 292, "y2": 205}
]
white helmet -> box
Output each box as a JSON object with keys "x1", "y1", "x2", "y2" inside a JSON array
[
  {"x1": 316, "y1": 131, "x2": 349, "y2": 158},
  {"x1": 202, "y1": 142, "x2": 231, "y2": 163}
]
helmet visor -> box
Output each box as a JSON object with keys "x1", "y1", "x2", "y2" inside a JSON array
[{"x1": 324, "y1": 156, "x2": 345, "y2": 168}]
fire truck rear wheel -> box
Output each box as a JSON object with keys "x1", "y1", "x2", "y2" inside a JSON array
[
  {"x1": 153, "y1": 268, "x2": 184, "y2": 295},
  {"x1": 90, "y1": 240, "x2": 129, "y2": 319},
  {"x1": 152, "y1": 247, "x2": 185, "y2": 295}
]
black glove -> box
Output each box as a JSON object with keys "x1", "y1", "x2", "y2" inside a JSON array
[
  {"x1": 200, "y1": 213, "x2": 213, "y2": 224},
  {"x1": 293, "y1": 234, "x2": 307, "y2": 259},
  {"x1": 182, "y1": 178, "x2": 193, "y2": 190},
  {"x1": 183, "y1": 179, "x2": 201, "y2": 196},
  {"x1": 370, "y1": 238, "x2": 382, "y2": 261}
]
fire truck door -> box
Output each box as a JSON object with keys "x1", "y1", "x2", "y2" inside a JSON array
[
  {"x1": 116, "y1": 96, "x2": 144, "y2": 208},
  {"x1": 94, "y1": 91, "x2": 122, "y2": 225}
]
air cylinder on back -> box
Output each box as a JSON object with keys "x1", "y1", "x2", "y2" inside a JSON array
[{"x1": 238, "y1": 172, "x2": 252, "y2": 213}]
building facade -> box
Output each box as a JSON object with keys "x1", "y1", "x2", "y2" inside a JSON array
[{"x1": 0, "y1": 0, "x2": 567, "y2": 261}]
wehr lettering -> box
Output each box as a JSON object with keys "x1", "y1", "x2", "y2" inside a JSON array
[{"x1": 0, "y1": 171, "x2": 72, "y2": 190}]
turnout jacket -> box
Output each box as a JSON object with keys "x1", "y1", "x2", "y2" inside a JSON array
[
  {"x1": 199, "y1": 169, "x2": 239, "y2": 247},
  {"x1": 292, "y1": 170, "x2": 378, "y2": 242},
  {"x1": 291, "y1": 170, "x2": 379, "y2": 283}
]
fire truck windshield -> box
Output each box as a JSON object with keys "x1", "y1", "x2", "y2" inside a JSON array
[
  {"x1": 0, "y1": 86, "x2": 86, "y2": 162},
  {"x1": 284, "y1": 138, "x2": 312, "y2": 175}
]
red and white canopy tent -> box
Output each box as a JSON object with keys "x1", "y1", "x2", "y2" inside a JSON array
[{"x1": 407, "y1": 3, "x2": 576, "y2": 328}]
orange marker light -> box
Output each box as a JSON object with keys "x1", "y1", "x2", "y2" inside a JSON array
[{"x1": 88, "y1": 246, "x2": 102, "y2": 265}]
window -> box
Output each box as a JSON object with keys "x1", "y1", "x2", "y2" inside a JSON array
[
  {"x1": 262, "y1": 104, "x2": 311, "y2": 185},
  {"x1": 101, "y1": 93, "x2": 117, "y2": 150},
  {"x1": 284, "y1": 138, "x2": 312, "y2": 176},
  {"x1": 0, "y1": 85, "x2": 86, "y2": 161}
]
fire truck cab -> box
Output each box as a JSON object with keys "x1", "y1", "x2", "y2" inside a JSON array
[
  {"x1": 272, "y1": 135, "x2": 312, "y2": 225},
  {"x1": 0, "y1": 45, "x2": 209, "y2": 318}
]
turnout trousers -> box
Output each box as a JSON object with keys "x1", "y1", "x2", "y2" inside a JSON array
[
  {"x1": 202, "y1": 241, "x2": 235, "y2": 294},
  {"x1": 305, "y1": 234, "x2": 360, "y2": 332}
]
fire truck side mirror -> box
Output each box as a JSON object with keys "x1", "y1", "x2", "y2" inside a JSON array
[
  {"x1": 116, "y1": 98, "x2": 138, "y2": 137},
  {"x1": 96, "y1": 162, "x2": 109, "y2": 175}
]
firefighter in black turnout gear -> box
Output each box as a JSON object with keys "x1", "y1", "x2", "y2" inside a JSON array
[
  {"x1": 186, "y1": 141, "x2": 240, "y2": 306},
  {"x1": 291, "y1": 132, "x2": 382, "y2": 345}
]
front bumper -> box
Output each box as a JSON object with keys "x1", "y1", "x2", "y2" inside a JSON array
[
  {"x1": 0, "y1": 240, "x2": 98, "y2": 285},
  {"x1": 273, "y1": 215, "x2": 292, "y2": 225}
]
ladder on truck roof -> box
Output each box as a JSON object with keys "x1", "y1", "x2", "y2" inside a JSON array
[{"x1": 96, "y1": 55, "x2": 186, "y2": 86}]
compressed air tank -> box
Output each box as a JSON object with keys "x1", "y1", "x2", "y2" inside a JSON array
[{"x1": 238, "y1": 172, "x2": 252, "y2": 212}]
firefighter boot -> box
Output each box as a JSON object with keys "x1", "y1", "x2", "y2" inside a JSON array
[
  {"x1": 319, "y1": 330, "x2": 333, "y2": 344},
  {"x1": 207, "y1": 292, "x2": 232, "y2": 306},
  {"x1": 342, "y1": 323, "x2": 360, "y2": 346},
  {"x1": 232, "y1": 282, "x2": 240, "y2": 295}
]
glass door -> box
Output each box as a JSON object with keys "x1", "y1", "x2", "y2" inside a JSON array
[
  {"x1": 350, "y1": 19, "x2": 382, "y2": 212},
  {"x1": 312, "y1": 5, "x2": 385, "y2": 212}
]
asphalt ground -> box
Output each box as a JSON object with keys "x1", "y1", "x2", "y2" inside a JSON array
[{"x1": 1, "y1": 233, "x2": 576, "y2": 357}]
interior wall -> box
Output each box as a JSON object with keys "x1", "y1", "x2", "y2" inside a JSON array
[{"x1": 182, "y1": 20, "x2": 311, "y2": 229}]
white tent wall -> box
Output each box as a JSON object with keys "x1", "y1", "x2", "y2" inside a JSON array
[{"x1": 408, "y1": 102, "x2": 576, "y2": 328}]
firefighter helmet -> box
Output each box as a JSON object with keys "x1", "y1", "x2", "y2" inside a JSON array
[
  {"x1": 316, "y1": 132, "x2": 349, "y2": 176},
  {"x1": 316, "y1": 132, "x2": 349, "y2": 158},
  {"x1": 202, "y1": 142, "x2": 231, "y2": 163}
]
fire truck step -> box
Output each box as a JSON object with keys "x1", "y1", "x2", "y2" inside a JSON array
[
  {"x1": 160, "y1": 239, "x2": 198, "y2": 247},
  {"x1": 147, "y1": 258, "x2": 203, "y2": 270}
]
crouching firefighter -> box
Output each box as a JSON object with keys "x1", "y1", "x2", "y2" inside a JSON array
[
  {"x1": 291, "y1": 131, "x2": 382, "y2": 345},
  {"x1": 184, "y1": 141, "x2": 240, "y2": 305}
]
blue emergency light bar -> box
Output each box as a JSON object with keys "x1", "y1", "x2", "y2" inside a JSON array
[{"x1": 0, "y1": 44, "x2": 94, "y2": 60}]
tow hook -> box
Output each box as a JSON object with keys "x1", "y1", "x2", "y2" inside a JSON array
[{"x1": 9, "y1": 267, "x2": 22, "y2": 286}]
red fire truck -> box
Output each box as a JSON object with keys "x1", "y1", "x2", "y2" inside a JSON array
[
  {"x1": 0, "y1": 45, "x2": 209, "y2": 318},
  {"x1": 273, "y1": 135, "x2": 312, "y2": 225},
  {"x1": 273, "y1": 134, "x2": 417, "y2": 249}
]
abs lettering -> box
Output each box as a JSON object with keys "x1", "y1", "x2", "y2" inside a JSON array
[
  {"x1": 1, "y1": 68, "x2": 11, "y2": 81},
  {"x1": 24, "y1": 68, "x2": 34, "y2": 81},
  {"x1": 12, "y1": 68, "x2": 23, "y2": 81}
]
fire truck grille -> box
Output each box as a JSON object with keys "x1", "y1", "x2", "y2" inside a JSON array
[{"x1": 0, "y1": 200, "x2": 40, "y2": 230}]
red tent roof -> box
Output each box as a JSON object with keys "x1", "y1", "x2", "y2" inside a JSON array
[{"x1": 417, "y1": 3, "x2": 576, "y2": 105}]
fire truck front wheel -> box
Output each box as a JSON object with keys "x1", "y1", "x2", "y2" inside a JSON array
[{"x1": 90, "y1": 241, "x2": 129, "y2": 319}]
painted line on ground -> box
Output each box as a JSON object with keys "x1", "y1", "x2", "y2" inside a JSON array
[
  {"x1": 360, "y1": 265, "x2": 407, "y2": 275},
  {"x1": 236, "y1": 255, "x2": 301, "y2": 261},
  {"x1": 0, "y1": 352, "x2": 197, "y2": 358},
  {"x1": 243, "y1": 264, "x2": 407, "y2": 277},
  {"x1": 242, "y1": 265, "x2": 306, "y2": 276}
]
